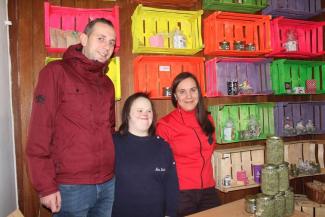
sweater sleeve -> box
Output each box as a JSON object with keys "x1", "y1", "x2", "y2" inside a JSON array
[
  {"x1": 26, "y1": 64, "x2": 60, "y2": 197},
  {"x1": 156, "y1": 120, "x2": 171, "y2": 144},
  {"x1": 163, "y1": 142, "x2": 179, "y2": 217}
]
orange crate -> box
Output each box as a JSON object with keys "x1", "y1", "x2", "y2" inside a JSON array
[
  {"x1": 134, "y1": 55, "x2": 205, "y2": 99},
  {"x1": 204, "y1": 11, "x2": 272, "y2": 57}
]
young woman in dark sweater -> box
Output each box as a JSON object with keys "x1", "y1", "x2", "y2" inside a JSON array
[{"x1": 112, "y1": 92, "x2": 179, "y2": 217}]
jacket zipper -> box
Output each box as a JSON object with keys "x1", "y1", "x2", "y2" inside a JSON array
[{"x1": 192, "y1": 128, "x2": 205, "y2": 189}]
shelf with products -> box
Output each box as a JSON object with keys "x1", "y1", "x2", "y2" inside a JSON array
[
  {"x1": 209, "y1": 103, "x2": 275, "y2": 144},
  {"x1": 44, "y1": 2, "x2": 120, "y2": 53},
  {"x1": 133, "y1": 55, "x2": 205, "y2": 99},
  {"x1": 267, "y1": 17, "x2": 325, "y2": 58},
  {"x1": 270, "y1": 59, "x2": 325, "y2": 95},
  {"x1": 205, "y1": 57, "x2": 273, "y2": 97},
  {"x1": 203, "y1": 0, "x2": 268, "y2": 14},
  {"x1": 131, "y1": 4, "x2": 204, "y2": 55},
  {"x1": 203, "y1": 11, "x2": 272, "y2": 57},
  {"x1": 262, "y1": 0, "x2": 323, "y2": 20},
  {"x1": 274, "y1": 101, "x2": 325, "y2": 137}
]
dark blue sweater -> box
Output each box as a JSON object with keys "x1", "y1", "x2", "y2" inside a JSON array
[{"x1": 112, "y1": 133, "x2": 179, "y2": 217}]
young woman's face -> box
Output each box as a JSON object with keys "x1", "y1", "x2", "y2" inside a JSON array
[
  {"x1": 128, "y1": 97, "x2": 153, "y2": 136},
  {"x1": 175, "y1": 77, "x2": 199, "y2": 111}
]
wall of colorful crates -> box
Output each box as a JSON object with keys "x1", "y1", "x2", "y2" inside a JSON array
[{"x1": 44, "y1": 0, "x2": 325, "y2": 144}]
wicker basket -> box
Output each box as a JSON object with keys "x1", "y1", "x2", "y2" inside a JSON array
[{"x1": 305, "y1": 181, "x2": 325, "y2": 204}]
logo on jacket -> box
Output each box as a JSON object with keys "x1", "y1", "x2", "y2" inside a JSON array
[{"x1": 155, "y1": 167, "x2": 166, "y2": 172}]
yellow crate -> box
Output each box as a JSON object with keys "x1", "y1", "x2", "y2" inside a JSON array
[
  {"x1": 131, "y1": 4, "x2": 203, "y2": 55},
  {"x1": 45, "y1": 57, "x2": 121, "y2": 101},
  {"x1": 212, "y1": 145, "x2": 265, "y2": 192}
]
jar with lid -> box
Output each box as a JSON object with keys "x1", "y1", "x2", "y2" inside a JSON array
[
  {"x1": 219, "y1": 40, "x2": 230, "y2": 50},
  {"x1": 256, "y1": 193, "x2": 275, "y2": 217},
  {"x1": 278, "y1": 162, "x2": 289, "y2": 191},
  {"x1": 244, "y1": 194, "x2": 256, "y2": 214},
  {"x1": 266, "y1": 136, "x2": 284, "y2": 165},
  {"x1": 261, "y1": 164, "x2": 279, "y2": 195},
  {"x1": 284, "y1": 188, "x2": 294, "y2": 216},
  {"x1": 234, "y1": 40, "x2": 245, "y2": 51},
  {"x1": 274, "y1": 191, "x2": 285, "y2": 217}
]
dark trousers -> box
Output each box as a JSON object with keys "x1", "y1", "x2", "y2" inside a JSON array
[{"x1": 177, "y1": 187, "x2": 220, "y2": 217}]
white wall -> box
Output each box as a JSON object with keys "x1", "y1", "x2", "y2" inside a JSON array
[{"x1": 0, "y1": 0, "x2": 18, "y2": 216}]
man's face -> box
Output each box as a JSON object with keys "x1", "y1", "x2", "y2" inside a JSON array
[{"x1": 81, "y1": 22, "x2": 116, "y2": 63}]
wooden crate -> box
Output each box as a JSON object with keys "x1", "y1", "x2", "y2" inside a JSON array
[
  {"x1": 44, "y1": 2, "x2": 120, "y2": 53},
  {"x1": 263, "y1": 0, "x2": 322, "y2": 20},
  {"x1": 284, "y1": 140, "x2": 325, "y2": 170},
  {"x1": 295, "y1": 194, "x2": 325, "y2": 217},
  {"x1": 133, "y1": 55, "x2": 205, "y2": 99},
  {"x1": 209, "y1": 103, "x2": 275, "y2": 144},
  {"x1": 274, "y1": 102, "x2": 325, "y2": 137},
  {"x1": 203, "y1": 11, "x2": 272, "y2": 57},
  {"x1": 212, "y1": 145, "x2": 265, "y2": 192},
  {"x1": 205, "y1": 57, "x2": 272, "y2": 97},
  {"x1": 132, "y1": 0, "x2": 198, "y2": 8},
  {"x1": 131, "y1": 4, "x2": 203, "y2": 55},
  {"x1": 203, "y1": 0, "x2": 268, "y2": 14},
  {"x1": 271, "y1": 59, "x2": 325, "y2": 95},
  {"x1": 45, "y1": 56, "x2": 121, "y2": 101},
  {"x1": 268, "y1": 17, "x2": 325, "y2": 59}
]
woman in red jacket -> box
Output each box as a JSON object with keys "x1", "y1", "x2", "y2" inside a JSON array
[{"x1": 156, "y1": 72, "x2": 220, "y2": 216}]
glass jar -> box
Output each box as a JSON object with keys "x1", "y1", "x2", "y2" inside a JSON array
[
  {"x1": 278, "y1": 162, "x2": 289, "y2": 191},
  {"x1": 245, "y1": 194, "x2": 256, "y2": 214},
  {"x1": 219, "y1": 40, "x2": 230, "y2": 50},
  {"x1": 284, "y1": 188, "x2": 294, "y2": 216},
  {"x1": 245, "y1": 42, "x2": 256, "y2": 51},
  {"x1": 256, "y1": 193, "x2": 275, "y2": 217},
  {"x1": 233, "y1": 40, "x2": 245, "y2": 51},
  {"x1": 266, "y1": 136, "x2": 284, "y2": 165},
  {"x1": 274, "y1": 191, "x2": 285, "y2": 217},
  {"x1": 261, "y1": 164, "x2": 279, "y2": 196}
]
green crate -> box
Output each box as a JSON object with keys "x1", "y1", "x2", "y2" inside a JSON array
[
  {"x1": 270, "y1": 59, "x2": 325, "y2": 95},
  {"x1": 203, "y1": 0, "x2": 268, "y2": 13},
  {"x1": 209, "y1": 103, "x2": 274, "y2": 144}
]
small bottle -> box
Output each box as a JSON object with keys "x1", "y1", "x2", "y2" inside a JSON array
[{"x1": 173, "y1": 29, "x2": 186, "y2": 49}]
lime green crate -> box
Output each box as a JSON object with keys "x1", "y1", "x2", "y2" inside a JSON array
[
  {"x1": 270, "y1": 59, "x2": 325, "y2": 95},
  {"x1": 203, "y1": 0, "x2": 268, "y2": 13},
  {"x1": 131, "y1": 4, "x2": 204, "y2": 55},
  {"x1": 209, "y1": 103, "x2": 275, "y2": 144},
  {"x1": 45, "y1": 56, "x2": 121, "y2": 100}
]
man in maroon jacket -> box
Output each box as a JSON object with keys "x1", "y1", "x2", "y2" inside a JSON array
[{"x1": 26, "y1": 18, "x2": 116, "y2": 217}]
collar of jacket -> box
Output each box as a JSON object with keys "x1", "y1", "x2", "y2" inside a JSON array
[
  {"x1": 173, "y1": 107, "x2": 200, "y2": 128},
  {"x1": 62, "y1": 44, "x2": 109, "y2": 82}
]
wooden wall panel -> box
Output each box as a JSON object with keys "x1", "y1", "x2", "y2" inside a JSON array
[{"x1": 7, "y1": 0, "x2": 325, "y2": 216}]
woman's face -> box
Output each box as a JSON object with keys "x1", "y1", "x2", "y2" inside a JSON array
[
  {"x1": 128, "y1": 97, "x2": 153, "y2": 136},
  {"x1": 175, "y1": 77, "x2": 199, "y2": 112}
]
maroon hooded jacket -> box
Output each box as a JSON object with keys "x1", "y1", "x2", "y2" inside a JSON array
[{"x1": 26, "y1": 44, "x2": 115, "y2": 197}]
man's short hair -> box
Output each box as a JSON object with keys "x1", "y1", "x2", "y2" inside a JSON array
[{"x1": 83, "y1": 18, "x2": 114, "y2": 35}]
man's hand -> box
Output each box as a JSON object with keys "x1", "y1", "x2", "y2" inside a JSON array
[{"x1": 40, "y1": 191, "x2": 61, "y2": 213}]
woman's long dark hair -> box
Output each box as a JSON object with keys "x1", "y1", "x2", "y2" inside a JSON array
[
  {"x1": 171, "y1": 72, "x2": 215, "y2": 137},
  {"x1": 118, "y1": 92, "x2": 156, "y2": 136}
]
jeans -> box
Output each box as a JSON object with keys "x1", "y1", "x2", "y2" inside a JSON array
[{"x1": 54, "y1": 177, "x2": 115, "y2": 217}]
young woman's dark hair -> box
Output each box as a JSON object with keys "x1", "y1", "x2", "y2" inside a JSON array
[
  {"x1": 118, "y1": 92, "x2": 156, "y2": 136},
  {"x1": 83, "y1": 18, "x2": 114, "y2": 35},
  {"x1": 171, "y1": 72, "x2": 214, "y2": 137}
]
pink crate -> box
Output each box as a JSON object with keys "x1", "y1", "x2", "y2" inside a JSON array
[
  {"x1": 268, "y1": 17, "x2": 325, "y2": 59},
  {"x1": 205, "y1": 57, "x2": 273, "y2": 97},
  {"x1": 44, "y1": 2, "x2": 120, "y2": 53}
]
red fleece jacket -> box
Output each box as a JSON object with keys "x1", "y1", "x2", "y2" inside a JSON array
[
  {"x1": 26, "y1": 44, "x2": 115, "y2": 197},
  {"x1": 157, "y1": 108, "x2": 216, "y2": 190}
]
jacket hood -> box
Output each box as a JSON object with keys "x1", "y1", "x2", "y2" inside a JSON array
[{"x1": 63, "y1": 44, "x2": 108, "y2": 74}]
